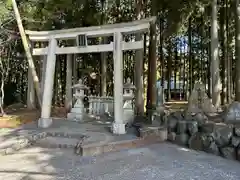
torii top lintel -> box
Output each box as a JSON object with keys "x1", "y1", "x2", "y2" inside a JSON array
[{"x1": 25, "y1": 17, "x2": 156, "y2": 41}]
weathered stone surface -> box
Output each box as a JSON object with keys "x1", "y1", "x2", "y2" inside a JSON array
[
  {"x1": 175, "y1": 133, "x2": 189, "y2": 146},
  {"x1": 223, "y1": 101, "x2": 240, "y2": 123},
  {"x1": 234, "y1": 125, "x2": 240, "y2": 137},
  {"x1": 187, "y1": 121, "x2": 198, "y2": 135},
  {"x1": 237, "y1": 148, "x2": 240, "y2": 161},
  {"x1": 151, "y1": 114, "x2": 162, "y2": 127},
  {"x1": 177, "y1": 121, "x2": 187, "y2": 134},
  {"x1": 186, "y1": 82, "x2": 217, "y2": 114},
  {"x1": 214, "y1": 124, "x2": 233, "y2": 147},
  {"x1": 167, "y1": 132, "x2": 176, "y2": 142},
  {"x1": 192, "y1": 112, "x2": 208, "y2": 126},
  {"x1": 171, "y1": 111, "x2": 184, "y2": 121},
  {"x1": 201, "y1": 122, "x2": 215, "y2": 134},
  {"x1": 219, "y1": 147, "x2": 236, "y2": 160},
  {"x1": 188, "y1": 132, "x2": 204, "y2": 151},
  {"x1": 231, "y1": 136, "x2": 240, "y2": 148},
  {"x1": 167, "y1": 116, "x2": 178, "y2": 132},
  {"x1": 204, "y1": 142, "x2": 220, "y2": 156}
]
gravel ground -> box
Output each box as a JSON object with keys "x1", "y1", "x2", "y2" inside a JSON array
[{"x1": 0, "y1": 143, "x2": 239, "y2": 180}]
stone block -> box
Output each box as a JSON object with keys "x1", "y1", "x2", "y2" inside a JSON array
[
  {"x1": 167, "y1": 117, "x2": 178, "y2": 132},
  {"x1": 177, "y1": 121, "x2": 187, "y2": 134},
  {"x1": 187, "y1": 121, "x2": 198, "y2": 135},
  {"x1": 204, "y1": 142, "x2": 220, "y2": 156},
  {"x1": 188, "y1": 132, "x2": 204, "y2": 151},
  {"x1": 219, "y1": 147, "x2": 236, "y2": 160},
  {"x1": 231, "y1": 136, "x2": 240, "y2": 148},
  {"x1": 167, "y1": 132, "x2": 176, "y2": 142},
  {"x1": 201, "y1": 122, "x2": 215, "y2": 134},
  {"x1": 223, "y1": 101, "x2": 240, "y2": 123},
  {"x1": 175, "y1": 133, "x2": 189, "y2": 146},
  {"x1": 214, "y1": 124, "x2": 233, "y2": 147},
  {"x1": 234, "y1": 125, "x2": 240, "y2": 137}
]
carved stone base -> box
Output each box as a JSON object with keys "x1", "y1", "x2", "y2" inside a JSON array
[
  {"x1": 111, "y1": 123, "x2": 126, "y2": 134},
  {"x1": 38, "y1": 118, "x2": 52, "y2": 128}
]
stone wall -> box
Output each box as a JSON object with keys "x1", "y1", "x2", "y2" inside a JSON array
[{"x1": 166, "y1": 111, "x2": 240, "y2": 161}]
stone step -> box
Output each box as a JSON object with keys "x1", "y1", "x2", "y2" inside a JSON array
[
  {"x1": 77, "y1": 127, "x2": 167, "y2": 156},
  {"x1": 34, "y1": 136, "x2": 79, "y2": 149}
]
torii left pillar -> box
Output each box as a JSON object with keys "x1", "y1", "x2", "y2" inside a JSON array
[{"x1": 38, "y1": 38, "x2": 57, "y2": 128}]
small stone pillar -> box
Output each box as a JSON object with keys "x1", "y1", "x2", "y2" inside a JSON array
[
  {"x1": 67, "y1": 79, "x2": 88, "y2": 121},
  {"x1": 123, "y1": 78, "x2": 135, "y2": 126}
]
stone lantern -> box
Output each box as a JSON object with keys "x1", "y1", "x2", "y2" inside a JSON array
[
  {"x1": 67, "y1": 79, "x2": 89, "y2": 121},
  {"x1": 123, "y1": 78, "x2": 135, "y2": 126}
]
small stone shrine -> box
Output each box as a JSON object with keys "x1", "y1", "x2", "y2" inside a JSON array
[
  {"x1": 67, "y1": 79, "x2": 89, "y2": 121},
  {"x1": 186, "y1": 82, "x2": 217, "y2": 114}
]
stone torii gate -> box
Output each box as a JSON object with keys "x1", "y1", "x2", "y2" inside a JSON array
[{"x1": 25, "y1": 17, "x2": 156, "y2": 134}]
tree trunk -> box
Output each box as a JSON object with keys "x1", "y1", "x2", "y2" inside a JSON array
[
  {"x1": 235, "y1": 0, "x2": 240, "y2": 101},
  {"x1": 220, "y1": 0, "x2": 227, "y2": 105},
  {"x1": 188, "y1": 17, "x2": 193, "y2": 97},
  {"x1": 226, "y1": 0, "x2": 231, "y2": 103},
  {"x1": 134, "y1": 0, "x2": 144, "y2": 116},
  {"x1": 11, "y1": 0, "x2": 42, "y2": 107},
  {"x1": 167, "y1": 41, "x2": 172, "y2": 101},
  {"x1": 211, "y1": 0, "x2": 221, "y2": 107},
  {"x1": 146, "y1": 0, "x2": 157, "y2": 117},
  {"x1": 100, "y1": 0, "x2": 107, "y2": 97}
]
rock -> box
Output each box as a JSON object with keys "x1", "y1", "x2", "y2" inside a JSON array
[
  {"x1": 167, "y1": 116, "x2": 178, "y2": 132},
  {"x1": 168, "y1": 132, "x2": 176, "y2": 142},
  {"x1": 151, "y1": 114, "x2": 162, "y2": 126},
  {"x1": 237, "y1": 148, "x2": 240, "y2": 161},
  {"x1": 185, "y1": 82, "x2": 217, "y2": 114},
  {"x1": 234, "y1": 125, "x2": 240, "y2": 136},
  {"x1": 175, "y1": 133, "x2": 189, "y2": 146},
  {"x1": 204, "y1": 142, "x2": 220, "y2": 156},
  {"x1": 172, "y1": 111, "x2": 184, "y2": 121},
  {"x1": 214, "y1": 124, "x2": 233, "y2": 147},
  {"x1": 187, "y1": 121, "x2": 198, "y2": 135},
  {"x1": 201, "y1": 122, "x2": 215, "y2": 134},
  {"x1": 188, "y1": 132, "x2": 204, "y2": 151},
  {"x1": 202, "y1": 134, "x2": 215, "y2": 148},
  {"x1": 192, "y1": 112, "x2": 208, "y2": 126},
  {"x1": 223, "y1": 101, "x2": 240, "y2": 123},
  {"x1": 231, "y1": 136, "x2": 240, "y2": 148},
  {"x1": 177, "y1": 121, "x2": 188, "y2": 134},
  {"x1": 219, "y1": 147, "x2": 236, "y2": 160}
]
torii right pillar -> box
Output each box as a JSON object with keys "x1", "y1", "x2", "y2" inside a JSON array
[{"x1": 146, "y1": 19, "x2": 157, "y2": 120}]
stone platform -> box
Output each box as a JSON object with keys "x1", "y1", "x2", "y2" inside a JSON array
[{"x1": 0, "y1": 118, "x2": 167, "y2": 156}]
